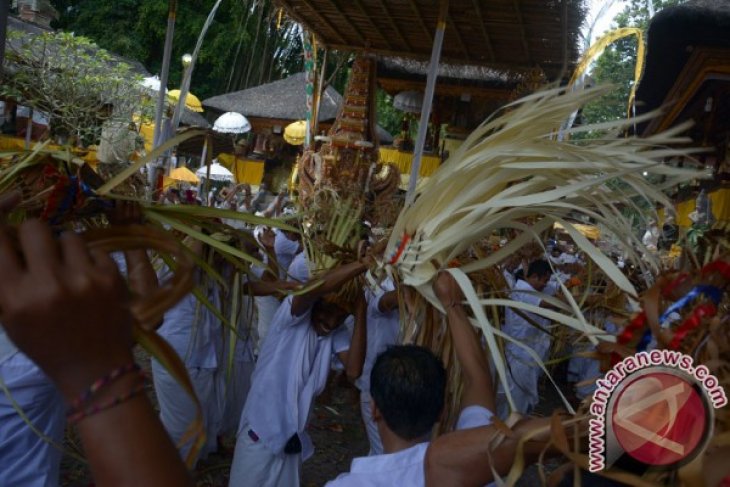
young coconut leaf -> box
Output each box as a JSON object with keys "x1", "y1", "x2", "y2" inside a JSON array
[{"x1": 383, "y1": 85, "x2": 708, "y2": 416}]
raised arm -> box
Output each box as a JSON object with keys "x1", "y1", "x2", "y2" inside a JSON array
[
  {"x1": 433, "y1": 272, "x2": 495, "y2": 412},
  {"x1": 0, "y1": 219, "x2": 191, "y2": 487},
  {"x1": 338, "y1": 291, "x2": 368, "y2": 382},
  {"x1": 247, "y1": 279, "x2": 300, "y2": 297},
  {"x1": 425, "y1": 415, "x2": 563, "y2": 486},
  {"x1": 291, "y1": 256, "x2": 371, "y2": 316}
]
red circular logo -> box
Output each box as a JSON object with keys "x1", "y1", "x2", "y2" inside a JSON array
[{"x1": 611, "y1": 371, "x2": 709, "y2": 467}]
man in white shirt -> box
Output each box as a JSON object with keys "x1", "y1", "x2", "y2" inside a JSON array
[
  {"x1": 356, "y1": 279, "x2": 399, "y2": 455},
  {"x1": 273, "y1": 228, "x2": 300, "y2": 280},
  {"x1": 228, "y1": 258, "x2": 371, "y2": 487},
  {"x1": 497, "y1": 259, "x2": 553, "y2": 418},
  {"x1": 327, "y1": 272, "x2": 496, "y2": 486}
]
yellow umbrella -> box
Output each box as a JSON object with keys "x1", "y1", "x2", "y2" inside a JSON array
[
  {"x1": 284, "y1": 120, "x2": 307, "y2": 146},
  {"x1": 169, "y1": 166, "x2": 200, "y2": 184},
  {"x1": 168, "y1": 89, "x2": 204, "y2": 113}
]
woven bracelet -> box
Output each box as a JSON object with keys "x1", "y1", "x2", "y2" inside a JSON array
[
  {"x1": 67, "y1": 378, "x2": 147, "y2": 424},
  {"x1": 69, "y1": 362, "x2": 141, "y2": 412}
]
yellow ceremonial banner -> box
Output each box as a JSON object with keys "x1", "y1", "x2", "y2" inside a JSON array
[
  {"x1": 217, "y1": 153, "x2": 265, "y2": 186},
  {"x1": 379, "y1": 147, "x2": 441, "y2": 177},
  {"x1": 139, "y1": 121, "x2": 155, "y2": 153},
  {"x1": 673, "y1": 188, "x2": 729, "y2": 227}
]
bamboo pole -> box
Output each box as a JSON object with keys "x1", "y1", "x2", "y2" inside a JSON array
[
  {"x1": 405, "y1": 0, "x2": 449, "y2": 206},
  {"x1": 153, "y1": 0, "x2": 177, "y2": 150},
  {"x1": 171, "y1": 0, "x2": 225, "y2": 132},
  {"x1": 313, "y1": 48, "x2": 328, "y2": 137}
]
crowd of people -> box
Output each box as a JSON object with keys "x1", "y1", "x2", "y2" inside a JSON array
[{"x1": 0, "y1": 185, "x2": 603, "y2": 487}]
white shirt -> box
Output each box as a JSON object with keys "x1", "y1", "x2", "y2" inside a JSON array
[
  {"x1": 241, "y1": 296, "x2": 351, "y2": 460},
  {"x1": 502, "y1": 279, "x2": 551, "y2": 361},
  {"x1": 287, "y1": 251, "x2": 310, "y2": 283},
  {"x1": 356, "y1": 279, "x2": 399, "y2": 394},
  {"x1": 326, "y1": 405, "x2": 493, "y2": 486},
  {"x1": 274, "y1": 230, "x2": 299, "y2": 280}
]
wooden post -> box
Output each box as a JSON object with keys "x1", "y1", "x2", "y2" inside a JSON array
[{"x1": 0, "y1": 0, "x2": 9, "y2": 77}]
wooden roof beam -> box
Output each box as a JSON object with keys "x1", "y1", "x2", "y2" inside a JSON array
[
  {"x1": 471, "y1": 0, "x2": 496, "y2": 62},
  {"x1": 327, "y1": 0, "x2": 370, "y2": 48},
  {"x1": 406, "y1": 0, "x2": 434, "y2": 44},
  {"x1": 446, "y1": 12, "x2": 470, "y2": 61},
  {"x1": 351, "y1": 0, "x2": 395, "y2": 51},
  {"x1": 373, "y1": 0, "x2": 413, "y2": 52},
  {"x1": 298, "y1": 0, "x2": 349, "y2": 45},
  {"x1": 511, "y1": 0, "x2": 532, "y2": 65}
]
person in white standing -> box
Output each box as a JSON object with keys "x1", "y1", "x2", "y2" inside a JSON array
[
  {"x1": 228, "y1": 257, "x2": 371, "y2": 487},
  {"x1": 356, "y1": 278, "x2": 399, "y2": 455},
  {"x1": 496, "y1": 259, "x2": 554, "y2": 418}
]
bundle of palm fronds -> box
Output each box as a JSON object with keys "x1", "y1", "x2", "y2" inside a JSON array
[
  {"x1": 382, "y1": 85, "x2": 708, "y2": 417},
  {"x1": 0, "y1": 132, "x2": 296, "y2": 465}
]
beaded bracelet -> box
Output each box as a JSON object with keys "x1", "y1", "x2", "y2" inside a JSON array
[
  {"x1": 69, "y1": 362, "x2": 141, "y2": 412},
  {"x1": 67, "y1": 378, "x2": 147, "y2": 424}
]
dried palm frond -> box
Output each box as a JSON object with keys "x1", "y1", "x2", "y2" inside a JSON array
[
  {"x1": 0, "y1": 139, "x2": 301, "y2": 465},
  {"x1": 383, "y1": 85, "x2": 709, "y2": 415}
]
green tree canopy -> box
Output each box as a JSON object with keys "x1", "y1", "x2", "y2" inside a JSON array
[{"x1": 581, "y1": 0, "x2": 687, "y2": 127}]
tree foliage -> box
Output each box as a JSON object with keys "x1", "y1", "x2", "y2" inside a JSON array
[
  {"x1": 49, "y1": 0, "x2": 306, "y2": 100},
  {"x1": 0, "y1": 30, "x2": 145, "y2": 144},
  {"x1": 46, "y1": 1, "x2": 404, "y2": 138},
  {"x1": 581, "y1": 0, "x2": 687, "y2": 126}
]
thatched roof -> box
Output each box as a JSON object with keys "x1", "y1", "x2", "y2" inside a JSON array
[
  {"x1": 180, "y1": 108, "x2": 210, "y2": 128},
  {"x1": 203, "y1": 73, "x2": 392, "y2": 140},
  {"x1": 636, "y1": 0, "x2": 730, "y2": 120},
  {"x1": 203, "y1": 73, "x2": 341, "y2": 121},
  {"x1": 377, "y1": 55, "x2": 520, "y2": 88},
  {"x1": 272, "y1": 0, "x2": 586, "y2": 78}
]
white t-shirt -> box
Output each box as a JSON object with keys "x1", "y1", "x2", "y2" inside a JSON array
[
  {"x1": 241, "y1": 296, "x2": 351, "y2": 460},
  {"x1": 326, "y1": 405, "x2": 493, "y2": 486},
  {"x1": 356, "y1": 279, "x2": 399, "y2": 394}
]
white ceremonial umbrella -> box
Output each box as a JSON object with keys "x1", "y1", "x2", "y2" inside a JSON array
[
  {"x1": 213, "y1": 112, "x2": 252, "y2": 134},
  {"x1": 141, "y1": 75, "x2": 166, "y2": 93},
  {"x1": 196, "y1": 161, "x2": 235, "y2": 182},
  {"x1": 393, "y1": 91, "x2": 424, "y2": 114}
]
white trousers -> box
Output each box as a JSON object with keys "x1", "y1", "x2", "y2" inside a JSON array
[
  {"x1": 229, "y1": 423, "x2": 301, "y2": 487},
  {"x1": 151, "y1": 361, "x2": 218, "y2": 465},
  {"x1": 359, "y1": 391, "x2": 384, "y2": 455}
]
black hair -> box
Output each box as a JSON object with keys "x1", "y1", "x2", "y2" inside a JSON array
[
  {"x1": 370, "y1": 345, "x2": 446, "y2": 440},
  {"x1": 514, "y1": 268, "x2": 525, "y2": 282},
  {"x1": 527, "y1": 259, "x2": 552, "y2": 279}
]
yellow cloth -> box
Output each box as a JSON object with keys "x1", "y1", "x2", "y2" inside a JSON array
[
  {"x1": 379, "y1": 148, "x2": 441, "y2": 177},
  {"x1": 0, "y1": 135, "x2": 98, "y2": 167},
  {"x1": 553, "y1": 222, "x2": 600, "y2": 240},
  {"x1": 674, "y1": 188, "x2": 729, "y2": 227},
  {"x1": 139, "y1": 122, "x2": 155, "y2": 153},
  {"x1": 217, "y1": 153, "x2": 265, "y2": 186}
]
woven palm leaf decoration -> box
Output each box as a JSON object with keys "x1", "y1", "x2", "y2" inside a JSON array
[{"x1": 382, "y1": 84, "x2": 708, "y2": 416}]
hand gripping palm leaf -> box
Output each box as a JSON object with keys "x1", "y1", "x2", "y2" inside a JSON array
[{"x1": 383, "y1": 85, "x2": 708, "y2": 415}]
